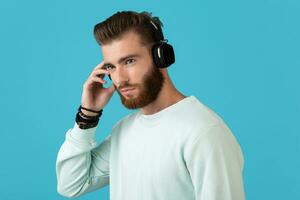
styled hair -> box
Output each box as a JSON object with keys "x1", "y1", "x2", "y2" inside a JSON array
[{"x1": 93, "y1": 11, "x2": 164, "y2": 46}]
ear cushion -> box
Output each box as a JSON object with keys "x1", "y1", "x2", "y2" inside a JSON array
[{"x1": 152, "y1": 43, "x2": 175, "y2": 68}]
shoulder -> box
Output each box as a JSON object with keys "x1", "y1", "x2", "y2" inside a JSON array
[
  {"x1": 175, "y1": 96, "x2": 227, "y2": 136},
  {"x1": 180, "y1": 96, "x2": 240, "y2": 149}
]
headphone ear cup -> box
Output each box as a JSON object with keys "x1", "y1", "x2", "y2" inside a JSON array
[
  {"x1": 161, "y1": 43, "x2": 175, "y2": 67},
  {"x1": 152, "y1": 43, "x2": 175, "y2": 68},
  {"x1": 152, "y1": 43, "x2": 162, "y2": 68}
]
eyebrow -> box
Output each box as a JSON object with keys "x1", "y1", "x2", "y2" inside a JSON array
[{"x1": 103, "y1": 54, "x2": 141, "y2": 68}]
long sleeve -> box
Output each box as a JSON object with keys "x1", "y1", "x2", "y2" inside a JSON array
[
  {"x1": 184, "y1": 124, "x2": 245, "y2": 200},
  {"x1": 56, "y1": 122, "x2": 111, "y2": 198}
]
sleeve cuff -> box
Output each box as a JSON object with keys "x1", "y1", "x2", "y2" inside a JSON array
[{"x1": 67, "y1": 122, "x2": 98, "y2": 146}]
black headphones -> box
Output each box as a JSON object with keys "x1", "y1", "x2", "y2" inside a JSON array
[{"x1": 149, "y1": 20, "x2": 175, "y2": 68}]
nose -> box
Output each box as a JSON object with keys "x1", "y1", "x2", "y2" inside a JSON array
[{"x1": 113, "y1": 66, "x2": 129, "y2": 87}]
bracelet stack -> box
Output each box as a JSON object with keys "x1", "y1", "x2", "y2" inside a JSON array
[{"x1": 75, "y1": 105, "x2": 103, "y2": 129}]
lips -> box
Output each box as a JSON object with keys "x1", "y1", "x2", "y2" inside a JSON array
[
  {"x1": 120, "y1": 87, "x2": 135, "y2": 92},
  {"x1": 120, "y1": 87, "x2": 135, "y2": 95}
]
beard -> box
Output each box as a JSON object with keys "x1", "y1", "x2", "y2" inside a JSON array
[{"x1": 115, "y1": 65, "x2": 164, "y2": 109}]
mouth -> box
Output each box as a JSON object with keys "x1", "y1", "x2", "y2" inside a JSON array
[{"x1": 120, "y1": 87, "x2": 136, "y2": 96}]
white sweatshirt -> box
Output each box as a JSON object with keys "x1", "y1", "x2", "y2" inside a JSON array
[{"x1": 56, "y1": 96, "x2": 245, "y2": 200}]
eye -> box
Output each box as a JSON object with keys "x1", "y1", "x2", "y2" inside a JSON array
[
  {"x1": 125, "y1": 58, "x2": 135, "y2": 65},
  {"x1": 105, "y1": 65, "x2": 115, "y2": 71}
]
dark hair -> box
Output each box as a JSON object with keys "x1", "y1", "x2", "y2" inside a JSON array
[{"x1": 93, "y1": 11, "x2": 164, "y2": 46}]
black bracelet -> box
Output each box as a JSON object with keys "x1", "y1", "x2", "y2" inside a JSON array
[
  {"x1": 75, "y1": 105, "x2": 103, "y2": 129},
  {"x1": 77, "y1": 121, "x2": 99, "y2": 129},
  {"x1": 79, "y1": 105, "x2": 103, "y2": 114},
  {"x1": 77, "y1": 112, "x2": 99, "y2": 123},
  {"x1": 78, "y1": 109, "x2": 101, "y2": 120},
  {"x1": 76, "y1": 112, "x2": 99, "y2": 129}
]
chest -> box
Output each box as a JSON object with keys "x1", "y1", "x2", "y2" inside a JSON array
[{"x1": 112, "y1": 124, "x2": 189, "y2": 185}]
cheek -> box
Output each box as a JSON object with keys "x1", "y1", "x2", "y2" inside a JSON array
[{"x1": 130, "y1": 62, "x2": 152, "y2": 82}]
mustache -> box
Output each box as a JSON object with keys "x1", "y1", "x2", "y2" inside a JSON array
[{"x1": 117, "y1": 83, "x2": 139, "y2": 90}]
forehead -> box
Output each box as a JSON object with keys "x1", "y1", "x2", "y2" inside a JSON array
[{"x1": 101, "y1": 31, "x2": 149, "y2": 63}]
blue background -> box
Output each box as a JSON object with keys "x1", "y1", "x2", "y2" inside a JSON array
[{"x1": 0, "y1": 0, "x2": 299, "y2": 199}]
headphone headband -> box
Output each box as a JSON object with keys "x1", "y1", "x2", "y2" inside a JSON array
[{"x1": 149, "y1": 20, "x2": 164, "y2": 42}]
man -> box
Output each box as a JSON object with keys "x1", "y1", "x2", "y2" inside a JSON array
[{"x1": 56, "y1": 11, "x2": 245, "y2": 200}]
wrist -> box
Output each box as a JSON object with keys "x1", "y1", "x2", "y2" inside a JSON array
[
  {"x1": 75, "y1": 105, "x2": 103, "y2": 130},
  {"x1": 75, "y1": 112, "x2": 100, "y2": 129}
]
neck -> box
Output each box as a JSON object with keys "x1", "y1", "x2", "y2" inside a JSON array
[{"x1": 141, "y1": 72, "x2": 186, "y2": 115}]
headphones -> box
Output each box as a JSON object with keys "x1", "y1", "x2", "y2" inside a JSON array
[
  {"x1": 149, "y1": 20, "x2": 175, "y2": 68},
  {"x1": 150, "y1": 20, "x2": 175, "y2": 68},
  {"x1": 106, "y1": 18, "x2": 175, "y2": 80}
]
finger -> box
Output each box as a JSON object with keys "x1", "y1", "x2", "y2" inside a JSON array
[
  {"x1": 85, "y1": 76, "x2": 104, "y2": 86},
  {"x1": 96, "y1": 72, "x2": 110, "y2": 80},
  {"x1": 91, "y1": 76, "x2": 106, "y2": 84},
  {"x1": 93, "y1": 61, "x2": 105, "y2": 70},
  {"x1": 93, "y1": 68, "x2": 110, "y2": 75},
  {"x1": 91, "y1": 68, "x2": 110, "y2": 79}
]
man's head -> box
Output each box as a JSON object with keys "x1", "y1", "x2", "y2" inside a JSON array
[{"x1": 93, "y1": 11, "x2": 166, "y2": 109}]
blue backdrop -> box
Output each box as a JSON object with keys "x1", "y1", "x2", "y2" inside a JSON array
[{"x1": 0, "y1": 0, "x2": 299, "y2": 199}]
